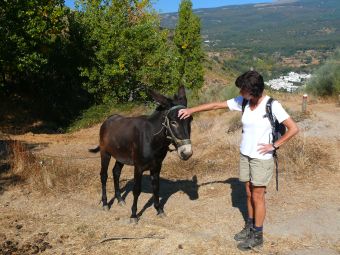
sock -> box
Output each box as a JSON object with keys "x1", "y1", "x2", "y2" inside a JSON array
[
  {"x1": 247, "y1": 218, "x2": 254, "y2": 227},
  {"x1": 254, "y1": 225, "x2": 263, "y2": 232}
]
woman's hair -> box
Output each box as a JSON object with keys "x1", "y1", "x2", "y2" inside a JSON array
[{"x1": 235, "y1": 70, "x2": 264, "y2": 98}]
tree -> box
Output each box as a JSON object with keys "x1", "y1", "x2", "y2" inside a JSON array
[
  {"x1": 0, "y1": 0, "x2": 67, "y2": 90},
  {"x1": 173, "y1": 0, "x2": 204, "y2": 90},
  {"x1": 0, "y1": 1, "x2": 94, "y2": 126},
  {"x1": 76, "y1": 0, "x2": 179, "y2": 103}
]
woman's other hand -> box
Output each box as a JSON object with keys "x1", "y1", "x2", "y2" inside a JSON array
[{"x1": 257, "y1": 143, "x2": 275, "y2": 155}]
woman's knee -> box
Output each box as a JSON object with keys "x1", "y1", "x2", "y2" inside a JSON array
[{"x1": 252, "y1": 187, "x2": 265, "y2": 202}]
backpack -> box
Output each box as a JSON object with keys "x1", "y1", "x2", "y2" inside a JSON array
[{"x1": 241, "y1": 97, "x2": 286, "y2": 191}]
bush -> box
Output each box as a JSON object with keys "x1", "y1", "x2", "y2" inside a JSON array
[
  {"x1": 67, "y1": 101, "x2": 139, "y2": 132},
  {"x1": 305, "y1": 49, "x2": 340, "y2": 96}
]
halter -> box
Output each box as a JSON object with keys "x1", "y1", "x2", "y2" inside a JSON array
[{"x1": 154, "y1": 105, "x2": 191, "y2": 148}]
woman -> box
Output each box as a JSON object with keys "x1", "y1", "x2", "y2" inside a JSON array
[{"x1": 178, "y1": 70, "x2": 299, "y2": 250}]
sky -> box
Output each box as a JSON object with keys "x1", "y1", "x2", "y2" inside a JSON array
[{"x1": 64, "y1": 0, "x2": 273, "y2": 13}]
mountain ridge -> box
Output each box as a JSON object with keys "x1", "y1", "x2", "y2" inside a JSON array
[{"x1": 161, "y1": 0, "x2": 340, "y2": 54}]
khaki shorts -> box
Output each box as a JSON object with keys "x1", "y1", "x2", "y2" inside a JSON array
[{"x1": 239, "y1": 153, "x2": 274, "y2": 187}]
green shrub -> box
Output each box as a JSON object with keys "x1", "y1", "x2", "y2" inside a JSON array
[
  {"x1": 305, "y1": 49, "x2": 340, "y2": 97},
  {"x1": 67, "y1": 101, "x2": 138, "y2": 132}
]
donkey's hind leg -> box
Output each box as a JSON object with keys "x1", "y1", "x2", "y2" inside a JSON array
[
  {"x1": 130, "y1": 168, "x2": 143, "y2": 222},
  {"x1": 100, "y1": 151, "x2": 111, "y2": 211},
  {"x1": 112, "y1": 161, "x2": 125, "y2": 206}
]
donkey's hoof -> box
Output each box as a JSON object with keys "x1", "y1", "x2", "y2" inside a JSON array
[
  {"x1": 130, "y1": 217, "x2": 138, "y2": 224},
  {"x1": 103, "y1": 205, "x2": 109, "y2": 211},
  {"x1": 118, "y1": 200, "x2": 126, "y2": 206},
  {"x1": 157, "y1": 212, "x2": 166, "y2": 218}
]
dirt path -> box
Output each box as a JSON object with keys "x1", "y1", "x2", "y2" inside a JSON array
[{"x1": 1, "y1": 100, "x2": 339, "y2": 254}]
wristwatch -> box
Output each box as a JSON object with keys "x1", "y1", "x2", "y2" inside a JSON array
[{"x1": 273, "y1": 143, "x2": 279, "y2": 150}]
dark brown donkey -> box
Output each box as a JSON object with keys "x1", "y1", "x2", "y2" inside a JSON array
[{"x1": 89, "y1": 86, "x2": 193, "y2": 222}]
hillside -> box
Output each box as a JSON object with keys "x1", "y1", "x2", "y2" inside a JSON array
[
  {"x1": 161, "y1": 0, "x2": 340, "y2": 54},
  {"x1": 1, "y1": 96, "x2": 339, "y2": 254}
]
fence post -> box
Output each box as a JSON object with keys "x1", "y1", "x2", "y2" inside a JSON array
[{"x1": 302, "y1": 94, "x2": 308, "y2": 113}]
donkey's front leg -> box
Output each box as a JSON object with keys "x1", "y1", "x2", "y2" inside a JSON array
[
  {"x1": 130, "y1": 168, "x2": 142, "y2": 223},
  {"x1": 151, "y1": 166, "x2": 165, "y2": 217}
]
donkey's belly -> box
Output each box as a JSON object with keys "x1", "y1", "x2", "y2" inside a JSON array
[
  {"x1": 109, "y1": 148, "x2": 134, "y2": 166},
  {"x1": 103, "y1": 127, "x2": 136, "y2": 165},
  {"x1": 113, "y1": 156, "x2": 134, "y2": 165}
]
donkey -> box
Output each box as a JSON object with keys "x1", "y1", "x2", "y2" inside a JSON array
[{"x1": 89, "y1": 86, "x2": 193, "y2": 222}]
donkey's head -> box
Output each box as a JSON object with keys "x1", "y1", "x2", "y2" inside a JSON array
[{"x1": 149, "y1": 86, "x2": 193, "y2": 160}]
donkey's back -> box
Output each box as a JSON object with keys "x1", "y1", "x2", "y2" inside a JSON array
[{"x1": 99, "y1": 114, "x2": 152, "y2": 166}]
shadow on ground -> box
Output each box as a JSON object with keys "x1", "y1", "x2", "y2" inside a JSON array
[
  {"x1": 104, "y1": 175, "x2": 247, "y2": 221},
  {"x1": 105, "y1": 175, "x2": 199, "y2": 217},
  {"x1": 199, "y1": 177, "x2": 248, "y2": 221}
]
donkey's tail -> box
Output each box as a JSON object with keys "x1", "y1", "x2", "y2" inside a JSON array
[{"x1": 89, "y1": 146, "x2": 100, "y2": 153}]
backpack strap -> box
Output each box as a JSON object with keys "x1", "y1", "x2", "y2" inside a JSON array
[
  {"x1": 266, "y1": 97, "x2": 280, "y2": 191},
  {"x1": 266, "y1": 97, "x2": 275, "y2": 129},
  {"x1": 274, "y1": 154, "x2": 279, "y2": 191}
]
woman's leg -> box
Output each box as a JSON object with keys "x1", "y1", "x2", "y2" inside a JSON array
[
  {"x1": 237, "y1": 185, "x2": 265, "y2": 250},
  {"x1": 252, "y1": 186, "x2": 266, "y2": 228},
  {"x1": 245, "y1": 181, "x2": 254, "y2": 219},
  {"x1": 234, "y1": 181, "x2": 254, "y2": 241}
]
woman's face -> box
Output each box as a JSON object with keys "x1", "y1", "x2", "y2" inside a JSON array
[{"x1": 240, "y1": 89, "x2": 254, "y2": 100}]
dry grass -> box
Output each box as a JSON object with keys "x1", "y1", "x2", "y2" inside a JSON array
[
  {"x1": 162, "y1": 139, "x2": 240, "y2": 181},
  {"x1": 5, "y1": 140, "x2": 91, "y2": 194},
  {"x1": 162, "y1": 114, "x2": 240, "y2": 180},
  {"x1": 279, "y1": 135, "x2": 335, "y2": 180},
  {"x1": 10, "y1": 141, "x2": 39, "y2": 181},
  {"x1": 226, "y1": 113, "x2": 242, "y2": 133},
  {"x1": 288, "y1": 109, "x2": 313, "y2": 122}
]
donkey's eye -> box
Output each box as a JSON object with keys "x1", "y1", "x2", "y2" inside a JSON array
[{"x1": 170, "y1": 121, "x2": 178, "y2": 127}]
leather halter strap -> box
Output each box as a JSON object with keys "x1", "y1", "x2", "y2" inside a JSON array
[{"x1": 163, "y1": 105, "x2": 191, "y2": 147}]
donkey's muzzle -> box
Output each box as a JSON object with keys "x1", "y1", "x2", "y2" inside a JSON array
[{"x1": 177, "y1": 144, "x2": 193, "y2": 161}]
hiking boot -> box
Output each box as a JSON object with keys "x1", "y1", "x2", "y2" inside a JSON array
[
  {"x1": 237, "y1": 228, "x2": 263, "y2": 251},
  {"x1": 234, "y1": 221, "x2": 252, "y2": 241}
]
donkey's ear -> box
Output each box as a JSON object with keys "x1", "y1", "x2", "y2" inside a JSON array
[
  {"x1": 177, "y1": 85, "x2": 187, "y2": 107},
  {"x1": 148, "y1": 89, "x2": 172, "y2": 108}
]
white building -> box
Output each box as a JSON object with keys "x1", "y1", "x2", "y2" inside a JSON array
[{"x1": 265, "y1": 72, "x2": 311, "y2": 92}]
